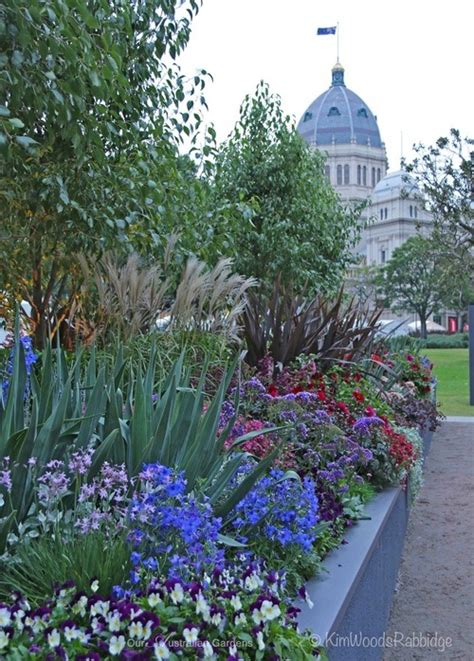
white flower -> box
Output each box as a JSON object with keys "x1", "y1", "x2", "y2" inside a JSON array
[
  {"x1": 0, "y1": 631, "x2": 10, "y2": 650},
  {"x1": 73, "y1": 595, "x2": 88, "y2": 616},
  {"x1": 91, "y1": 600, "x2": 110, "y2": 617},
  {"x1": 90, "y1": 579, "x2": 99, "y2": 593},
  {"x1": 107, "y1": 612, "x2": 121, "y2": 632},
  {"x1": 234, "y1": 612, "x2": 247, "y2": 626},
  {"x1": 244, "y1": 572, "x2": 263, "y2": 591},
  {"x1": 154, "y1": 641, "x2": 170, "y2": 658},
  {"x1": 228, "y1": 642, "x2": 242, "y2": 660},
  {"x1": 183, "y1": 626, "x2": 199, "y2": 643},
  {"x1": 32, "y1": 616, "x2": 46, "y2": 634},
  {"x1": 130, "y1": 607, "x2": 143, "y2": 620},
  {"x1": 230, "y1": 595, "x2": 242, "y2": 611},
  {"x1": 195, "y1": 592, "x2": 210, "y2": 619},
  {"x1": 148, "y1": 592, "x2": 162, "y2": 607},
  {"x1": 77, "y1": 630, "x2": 90, "y2": 644},
  {"x1": 64, "y1": 625, "x2": 80, "y2": 641},
  {"x1": 202, "y1": 640, "x2": 215, "y2": 658},
  {"x1": 252, "y1": 608, "x2": 263, "y2": 625},
  {"x1": 170, "y1": 583, "x2": 184, "y2": 604},
  {"x1": 0, "y1": 607, "x2": 11, "y2": 627},
  {"x1": 257, "y1": 631, "x2": 265, "y2": 651},
  {"x1": 128, "y1": 621, "x2": 144, "y2": 639},
  {"x1": 109, "y1": 635, "x2": 126, "y2": 656},
  {"x1": 47, "y1": 629, "x2": 60, "y2": 648},
  {"x1": 210, "y1": 612, "x2": 222, "y2": 627},
  {"x1": 260, "y1": 600, "x2": 281, "y2": 622}
]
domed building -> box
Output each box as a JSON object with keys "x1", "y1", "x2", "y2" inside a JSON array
[
  {"x1": 297, "y1": 62, "x2": 387, "y2": 210},
  {"x1": 297, "y1": 62, "x2": 432, "y2": 266},
  {"x1": 366, "y1": 170, "x2": 432, "y2": 265}
]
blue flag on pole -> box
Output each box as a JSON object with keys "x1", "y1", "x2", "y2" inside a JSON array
[{"x1": 317, "y1": 26, "x2": 336, "y2": 35}]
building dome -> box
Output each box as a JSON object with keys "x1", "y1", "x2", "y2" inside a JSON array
[
  {"x1": 297, "y1": 63, "x2": 383, "y2": 148},
  {"x1": 372, "y1": 170, "x2": 419, "y2": 198}
]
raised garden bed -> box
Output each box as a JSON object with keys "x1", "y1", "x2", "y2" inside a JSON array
[{"x1": 298, "y1": 427, "x2": 434, "y2": 660}]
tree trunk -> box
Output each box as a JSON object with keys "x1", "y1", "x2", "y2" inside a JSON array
[{"x1": 419, "y1": 314, "x2": 428, "y2": 339}]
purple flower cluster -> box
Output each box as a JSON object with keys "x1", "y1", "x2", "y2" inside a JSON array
[
  {"x1": 0, "y1": 556, "x2": 316, "y2": 659},
  {"x1": 0, "y1": 457, "x2": 12, "y2": 493},
  {"x1": 128, "y1": 464, "x2": 224, "y2": 581},
  {"x1": 232, "y1": 468, "x2": 319, "y2": 552},
  {"x1": 75, "y1": 462, "x2": 128, "y2": 534}
]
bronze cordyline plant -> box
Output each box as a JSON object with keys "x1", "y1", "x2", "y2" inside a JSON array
[{"x1": 241, "y1": 277, "x2": 383, "y2": 372}]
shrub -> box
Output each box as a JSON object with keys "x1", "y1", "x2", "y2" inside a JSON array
[{"x1": 422, "y1": 332, "x2": 468, "y2": 349}]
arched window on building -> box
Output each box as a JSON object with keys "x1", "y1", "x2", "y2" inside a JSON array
[
  {"x1": 325, "y1": 165, "x2": 330, "y2": 181},
  {"x1": 372, "y1": 167, "x2": 376, "y2": 188},
  {"x1": 337, "y1": 164, "x2": 343, "y2": 185},
  {"x1": 344, "y1": 164, "x2": 350, "y2": 184},
  {"x1": 414, "y1": 206, "x2": 418, "y2": 218},
  {"x1": 362, "y1": 166, "x2": 367, "y2": 186},
  {"x1": 381, "y1": 249, "x2": 386, "y2": 264},
  {"x1": 409, "y1": 205, "x2": 413, "y2": 217},
  {"x1": 384, "y1": 208, "x2": 388, "y2": 219},
  {"x1": 357, "y1": 165, "x2": 361, "y2": 185},
  {"x1": 377, "y1": 168, "x2": 381, "y2": 182},
  {"x1": 380, "y1": 208, "x2": 383, "y2": 220}
]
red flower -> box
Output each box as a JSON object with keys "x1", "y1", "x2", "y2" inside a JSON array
[
  {"x1": 267, "y1": 384, "x2": 279, "y2": 397},
  {"x1": 316, "y1": 390, "x2": 327, "y2": 402},
  {"x1": 336, "y1": 401, "x2": 350, "y2": 415},
  {"x1": 291, "y1": 385, "x2": 304, "y2": 394},
  {"x1": 352, "y1": 389, "x2": 365, "y2": 403},
  {"x1": 353, "y1": 372, "x2": 362, "y2": 383},
  {"x1": 371, "y1": 353, "x2": 383, "y2": 363},
  {"x1": 365, "y1": 406, "x2": 377, "y2": 417}
]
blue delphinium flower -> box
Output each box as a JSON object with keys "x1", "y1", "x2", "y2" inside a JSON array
[
  {"x1": 1, "y1": 334, "x2": 38, "y2": 401},
  {"x1": 231, "y1": 467, "x2": 319, "y2": 553},
  {"x1": 128, "y1": 463, "x2": 224, "y2": 581}
]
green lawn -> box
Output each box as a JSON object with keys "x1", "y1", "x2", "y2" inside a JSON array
[{"x1": 424, "y1": 348, "x2": 473, "y2": 417}]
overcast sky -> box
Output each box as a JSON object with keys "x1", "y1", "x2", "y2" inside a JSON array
[{"x1": 178, "y1": 0, "x2": 473, "y2": 171}]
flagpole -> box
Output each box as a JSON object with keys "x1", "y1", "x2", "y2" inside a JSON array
[{"x1": 337, "y1": 22, "x2": 340, "y2": 62}]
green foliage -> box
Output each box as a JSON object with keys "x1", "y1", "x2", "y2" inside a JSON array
[
  {"x1": 0, "y1": 0, "x2": 213, "y2": 347},
  {"x1": 0, "y1": 330, "x2": 281, "y2": 551},
  {"x1": 378, "y1": 235, "x2": 446, "y2": 339},
  {"x1": 0, "y1": 530, "x2": 130, "y2": 605},
  {"x1": 242, "y1": 279, "x2": 382, "y2": 371},
  {"x1": 405, "y1": 129, "x2": 474, "y2": 252},
  {"x1": 421, "y1": 333, "x2": 468, "y2": 349},
  {"x1": 212, "y1": 82, "x2": 363, "y2": 292}
]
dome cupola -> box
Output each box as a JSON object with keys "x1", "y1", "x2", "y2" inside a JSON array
[{"x1": 297, "y1": 63, "x2": 383, "y2": 148}]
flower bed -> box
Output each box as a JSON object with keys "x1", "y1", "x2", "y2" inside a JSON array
[{"x1": 0, "y1": 336, "x2": 443, "y2": 659}]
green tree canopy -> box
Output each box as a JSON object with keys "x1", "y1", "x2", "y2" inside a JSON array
[
  {"x1": 378, "y1": 235, "x2": 446, "y2": 339},
  {"x1": 405, "y1": 129, "x2": 474, "y2": 253},
  {"x1": 0, "y1": 0, "x2": 208, "y2": 346},
  {"x1": 211, "y1": 82, "x2": 363, "y2": 292}
]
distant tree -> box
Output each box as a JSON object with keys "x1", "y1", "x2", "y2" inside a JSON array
[
  {"x1": 0, "y1": 0, "x2": 209, "y2": 347},
  {"x1": 405, "y1": 129, "x2": 474, "y2": 254},
  {"x1": 379, "y1": 236, "x2": 446, "y2": 339},
  {"x1": 212, "y1": 82, "x2": 364, "y2": 293}
]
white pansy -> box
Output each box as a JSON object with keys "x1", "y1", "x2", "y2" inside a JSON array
[
  {"x1": 260, "y1": 600, "x2": 281, "y2": 621},
  {"x1": 257, "y1": 631, "x2": 265, "y2": 651},
  {"x1": 90, "y1": 579, "x2": 99, "y2": 592},
  {"x1": 170, "y1": 583, "x2": 184, "y2": 604},
  {"x1": 148, "y1": 592, "x2": 162, "y2": 607},
  {"x1": 47, "y1": 629, "x2": 60, "y2": 648},
  {"x1": 252, "y1": 608, "x2": 263, "y2": 625},
  {"x1": 183, "y1": 626, "x2": 199, "y2": 643},
  {"x1": 0, "y1": 608, "x2": 11, "y2": 627},
  {"x1": 107, "y1": 613, "x2": 121, "y2": 632},
  {"x1": 153, "y1": 641, "x2": 170, "y2": 659},
  {"x1": 73, "y1": 595, "x2": 88, "y2": 616},
  {"x1": 109, "y1": 635, "x2": 126, "y2": 656},
  {"x1": 230, "y1": 595, "x2": 242, "y2": 611},
  {"x1": 91, "y1": 600, "x2": 110, "y2": 617},
  {"x1": 234, "y1": 612, "x2": 247, "y2": 626},
  {"x1": 64, "y1": 625, "x2": 80, "y2": 642},
  {"x1": 202, "y1": 640, "x2": 215, "y2": 658},
  {"x1": 130, "y1": 607, "x2": 143, "y2": 620},
  {"x1": 244, "y1": 572, "x2": 263, "y2": 591},
  {"x1": 0, "y1": 631, "x2": 10, "y2": 650},
  {"x1": 128, "y1": 621, "x2": 144, "y2": 639},
  {"x1": 210, "y1": 612, "x2": 222, "y2": 627}
]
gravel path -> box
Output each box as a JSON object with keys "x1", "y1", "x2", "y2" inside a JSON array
[{"x1": 384, "y1": 420, "x2": 474, "y2": 660}]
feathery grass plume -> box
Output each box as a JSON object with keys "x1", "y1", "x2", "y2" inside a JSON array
[{"x1": 170, "y1": 257, "x2": 257, "y2": 342}]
